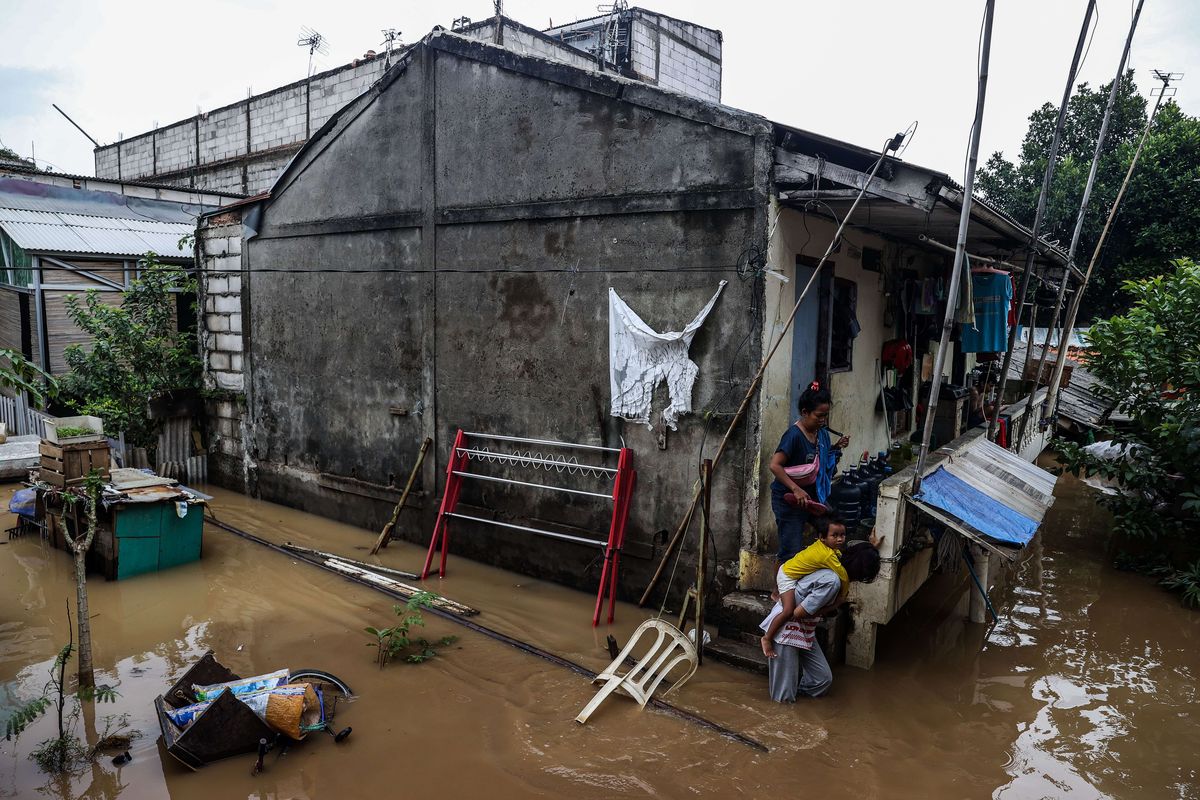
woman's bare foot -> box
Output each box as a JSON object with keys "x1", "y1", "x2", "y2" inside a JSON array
[{"x1": 760, "y1": 635, "x2": 778, "y2": 659}]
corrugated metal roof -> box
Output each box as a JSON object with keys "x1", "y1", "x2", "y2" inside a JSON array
[
  {"x1": 1007, "y1": 343, "x2": 1112, "y2": 428},
  {"x1": 0, "y1": 178, "x2": 202, "y2": 258},
  {"x1": 908, "y1": 435, "x2": 1057, "y2": 561},
  {"x1": 0, "y1": 208, "x2": 194, "y2": 257}
]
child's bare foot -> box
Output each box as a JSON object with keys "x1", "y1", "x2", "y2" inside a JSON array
[{"x1": 760, "y1": 635, "x2": 778, "y2": 659}]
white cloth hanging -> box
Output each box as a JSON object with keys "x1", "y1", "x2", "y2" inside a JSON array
[{"x1": 608, "y1": 281, "x2": 727, "y2": 430}]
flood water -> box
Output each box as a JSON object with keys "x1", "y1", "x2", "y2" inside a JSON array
[{"x1": 0, "y1": 471, "x2": 1196, "y2": 799}]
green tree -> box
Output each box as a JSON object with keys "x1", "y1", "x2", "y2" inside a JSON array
[
  {"x1": 58, "y1": 253, "x2": 200, "y2": 448},
  {"x1": 1057, "y1": 258, "x2": 1200, "y2": 605},
  {"x1": 977, "y1": 71, "x2": 1200, "y2": 319},
  {"x1": 0, "y1": 348, "x2": 56, "y2": 403}
]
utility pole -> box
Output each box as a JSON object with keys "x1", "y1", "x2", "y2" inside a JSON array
[
  {"x1": 988, "y1": 0, "x2": 1095, "y2": 442},
  {"x1": 1017, "y1": 0, "x2": 1144, "y2": 445},
  {"x1": 1043, "y1": 69, "x2": 1180, "y2": 420},
  {"x1": 911, "y1": 0, "x2": 995, "y2": 494}
]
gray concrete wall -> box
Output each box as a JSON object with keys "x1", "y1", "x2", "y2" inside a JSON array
[{"x1": 231, "y1": 35, "x2": 771, "y2": 607}]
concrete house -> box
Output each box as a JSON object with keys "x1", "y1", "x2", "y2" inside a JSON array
[{"x1": 197, "y1": 26, "x2": 1064, "y2": 666}]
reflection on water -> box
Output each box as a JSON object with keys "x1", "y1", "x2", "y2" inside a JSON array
[{"x1": 0, "y1": 472, "x2": 1196, "y2": 799}]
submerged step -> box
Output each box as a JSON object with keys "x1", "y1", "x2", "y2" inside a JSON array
[{"x1": 704, "y1": 636, "x2": 768, "y2": 675}]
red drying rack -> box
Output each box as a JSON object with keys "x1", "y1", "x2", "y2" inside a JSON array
[{"x1": 420, "y1": 430, "x2": 636, "y2": 626}]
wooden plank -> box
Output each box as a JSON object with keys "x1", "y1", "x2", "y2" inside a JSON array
[
  {"x1": 773, "y1": 150, "x2": 935, "y2": 210},
  {"x1": 0, "y1": 290, "x2": 22, "y2": 353},
  {"x1": 943, "y1": 460, "x2": 1052, "y2": 523},
  {"x1": 41, "y1": 290, "x2": 128, "y2": 374},
  {"x1": 281, "y1": 542, "x2": 419, "y2": 579},
  {"x1": 318, "y1": 558, "x2": 479, "y2": 616}
]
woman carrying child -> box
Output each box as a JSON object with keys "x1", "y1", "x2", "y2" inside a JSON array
[
  {"x1": 769, "y1": 381, "x2": 849, "y2": 563},
  {"x1": 760, "y1": 534, "x2": 882, "y2": 702}
]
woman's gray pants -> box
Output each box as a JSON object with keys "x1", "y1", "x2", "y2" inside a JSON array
[{"x1": 768, "y1": 642, "x2": 833, "y2": 702}]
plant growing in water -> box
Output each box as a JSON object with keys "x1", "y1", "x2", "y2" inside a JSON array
[
  {"x1": 4, "y1": 622, "x2": 119, "y2": 774},
  {"x1": 364, "y1": 592, "x2": 457, "y2": 668}
]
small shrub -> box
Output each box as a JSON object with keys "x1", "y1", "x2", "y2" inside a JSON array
[{"x1": 364, "y1": 592, "x2": 458, "y2": 668}]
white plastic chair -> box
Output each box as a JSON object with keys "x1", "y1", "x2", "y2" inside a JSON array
[{"x1": 576, "y1": 619, "x2": 698, "y2": 724}]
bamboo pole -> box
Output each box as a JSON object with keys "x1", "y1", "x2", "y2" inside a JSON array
[
  {"x1": 695, "y1": 459, "x2": 712, "y2": 665},
  {"x1": 1016, "y1": 0, "x2": 1145, "y2": 445},
  {"x1": 988, "y1": 0, "x2": 1096, "y2": 442},
  {"x1": 370, "y1": 436, "x2": 431, "y2": 555},
  {"x1": 1044, "y1": 70, "x2": 1173, "y2": 418},
  {"x1": 910, "y1": 0, "x2": 996, "y2": 494},
  {"x1": 206, "y1": 516, "x2": 767, "y2": 752}
]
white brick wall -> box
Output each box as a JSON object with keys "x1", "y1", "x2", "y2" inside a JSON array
[
  {"x1": 94, "y1": 57, "x2": 387, "y2": 186},
  {"x1": 198, "y1": 219, "x2": 245, "y2": 395},
  {"x1": 199, "y1": 105, "x2": 247, "y2": 165},
  {"x1": 94, "y1": 15, "x2": 722, "y2": 186},
  {"x1": 155, "y1": 121, "x2": 197, "y2": 173},
  {"x1": 631, "y1": 13, "x2": 722, "y2": 103}
]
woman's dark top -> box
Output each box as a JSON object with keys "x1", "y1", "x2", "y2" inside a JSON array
[{"x1": 770, "y1": 425, "x2": 819, "y2": 503}]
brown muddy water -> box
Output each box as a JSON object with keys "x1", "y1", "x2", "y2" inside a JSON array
[{"x1": 1, "y1": 473, "x2": 1197, "y2": 799}]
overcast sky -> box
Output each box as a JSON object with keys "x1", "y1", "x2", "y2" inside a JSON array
[{"x1": 2, "y1": 1, "x2": 1196, "y2": 182}]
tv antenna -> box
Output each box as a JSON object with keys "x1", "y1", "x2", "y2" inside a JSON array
[
  {"x1": 381, "y1": 28, "x2": 402, "y2": 68},
  {"x1": 595, "y1": 0, "x2": 629, "y2": 64},
  {"x1": 1150, "y1": 69, "x2": 1183, "y2": 99},
  {"x1": 297, "y1": 26, "x2": 331, "y2": 76}
]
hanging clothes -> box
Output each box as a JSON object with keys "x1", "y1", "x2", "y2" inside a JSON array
[
  {"x1": 957, "y1": 258, "x2": 976, "y2": 329},
  {"x1": 1008, "y1": 274, "x2": 1019, "y2": 329},
  {"x1": 960, "y1": 271, "x2": 1012, "y2": 353},
  {"x1": 916, "y1": 278, "x2": 938, "y2": 314},
  {"x1": 609, "y1": 281, "x2": 727, "y2": 430}
]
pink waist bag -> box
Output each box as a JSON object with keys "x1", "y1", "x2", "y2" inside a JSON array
[{"x1": 783, "y1": 460, "x2": 820, "y2": 485}]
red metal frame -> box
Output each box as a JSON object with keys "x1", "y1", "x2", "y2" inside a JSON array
[{"x1": 420, "y1": 429, "x2": 636, "y2": 626}]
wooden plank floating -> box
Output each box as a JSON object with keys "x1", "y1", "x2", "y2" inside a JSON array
[
  {"x1": 275, "y1": 540, "x2": 475, "y2": 615},
  {"x1": 281, "y1": 542, "x2": 419, "y2": 579}
]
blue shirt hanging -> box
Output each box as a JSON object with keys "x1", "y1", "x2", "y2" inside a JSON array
[{"x1": 960, "y1": 271, "x2": 1012, "y2": 353}]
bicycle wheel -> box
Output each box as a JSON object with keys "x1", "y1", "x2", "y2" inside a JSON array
[{"x1": 288, "y1": 669, "x2": 355, "y2": 737}]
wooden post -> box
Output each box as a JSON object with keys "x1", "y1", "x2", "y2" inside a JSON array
[
  {"x1": 369, "y1": 437, "x2": 431, "y2": 556},
  {"x1": 695, "y1": 459, "x2": 712, "y2": 665}
]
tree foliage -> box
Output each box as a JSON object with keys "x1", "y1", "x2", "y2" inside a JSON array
[
  {"x1": 0, "y1": 347, "x2": 56, "y2": 403},
  {"x1": 1057, "y1": 258, "x2": 1200, "y2": 605},
  {"x1": 58, "y1": 253, "x2": 200, "y2": 447},
  {"x1": 977, "y1": 70, "x2": 1200, "y2": 319}
]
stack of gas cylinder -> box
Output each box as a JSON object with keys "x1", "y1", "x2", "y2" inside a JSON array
[{"x1": 828, "y1": 451, "x2": 893, "y2": 536}]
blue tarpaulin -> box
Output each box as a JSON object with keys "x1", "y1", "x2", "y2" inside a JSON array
[{"x1": 916, "y1": 466, "x2": 1039, "y2": 546}]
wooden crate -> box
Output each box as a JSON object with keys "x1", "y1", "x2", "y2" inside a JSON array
[{"x1": 39, "y1": 440, "x2": 111, "y2": 488}]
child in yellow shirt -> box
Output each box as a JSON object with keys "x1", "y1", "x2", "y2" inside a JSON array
[{"x1": 761, "y1": 515, "x2": 848, "y2": 658}]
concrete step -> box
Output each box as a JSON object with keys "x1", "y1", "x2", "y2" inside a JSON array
[
  {"x1": 715, "y1": 590, "x2": 848, "y2": 665},
  {"x1": 704, "y1": 636, "x2": 768, "y2": 674},
  {"x1": 717, "y1": 590, "x2": 774, "y2": 640}
]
